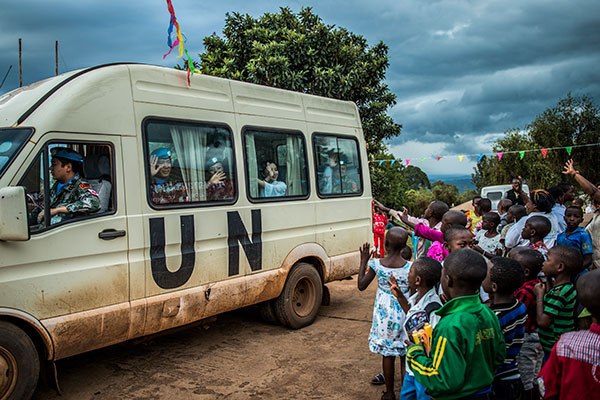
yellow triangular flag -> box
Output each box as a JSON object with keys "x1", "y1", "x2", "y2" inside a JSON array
[{"x1": 459, "y1": 155, "x2": 464, "y2": 162}]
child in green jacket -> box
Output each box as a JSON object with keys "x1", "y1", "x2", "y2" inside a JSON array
[{"x1": 407, "y1": 249, "x2": 506, "y2": 400}]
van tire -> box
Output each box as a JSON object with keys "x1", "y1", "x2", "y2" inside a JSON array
[
  {"x1": 274, "y1": 263, "x2": 323, "y2": 329},
  {"x1": 0, "y1": 321, "x2": 40, "y2": 400},
  {"x1": 257, "y1": 301, "x2": 279, "y2": 325}
]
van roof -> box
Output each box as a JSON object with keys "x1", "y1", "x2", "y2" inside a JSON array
[{"x1": 0, "y1": 63, "x2": 362, "y2": 133}]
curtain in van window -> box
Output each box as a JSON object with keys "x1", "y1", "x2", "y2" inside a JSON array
[
  {"x1": 170, "y1": 126, "x2": 207, "y2": 201},
  {"x1": 245, "y1": 134, "x2": 259, "y2": 198},
  {"x1": 286, "y1": 135, "x2": 303, "y2": 196}
]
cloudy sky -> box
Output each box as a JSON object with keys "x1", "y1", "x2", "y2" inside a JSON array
[{"x1": 1, "y1": 0, "x2": 599, "y2": 177}]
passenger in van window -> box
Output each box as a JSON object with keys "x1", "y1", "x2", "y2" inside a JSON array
[
  {"x1": 258, "y1": 161, "x2": 286, "y2": 197},
  {"x1": 320, "y1": 150, "x2": 340, "y2": 194},
  {"x1": 340, "y1": 158, "x2": 359, "y2": 193},
  {"x1": 149, "y1": 147, "x2": 188, "y2": 204},
  {"x1": 206, "y1": 156, "x2": 234, "y2": 201},
  {"x1": 35, "y1": 148, "x2": 100, "y2": 225}
]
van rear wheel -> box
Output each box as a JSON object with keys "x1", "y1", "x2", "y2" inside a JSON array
[
  {"x1": 0, "y1": 321, "x2": 40, "y2": 400},
  {"x1": 274, "y1": 263, "x2": 323, "y2": 329}
]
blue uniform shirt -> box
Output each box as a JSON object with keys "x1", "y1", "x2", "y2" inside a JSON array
[{"x1": 557, "y1": 227, "x2": 593, "y2": 255}]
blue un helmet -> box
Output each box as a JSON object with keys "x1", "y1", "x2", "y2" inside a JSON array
[
  {"x1": 205, "y1": 156, "x2": 222, "y2": 169},
  {"x1": 52, "y1": 148, "x2": 83, "y2": 163},
  {"x1": 150, "y1": 147, "x2": 172, "y2": 160}
]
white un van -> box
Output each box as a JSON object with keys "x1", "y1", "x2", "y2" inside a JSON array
[{"x1": 0, "y1": 64, "x2": 372, "y2": 399}]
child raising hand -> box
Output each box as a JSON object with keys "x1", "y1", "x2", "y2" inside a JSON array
[{"x1": 358, "y1": 227, "x2": 412, "y2": 400}]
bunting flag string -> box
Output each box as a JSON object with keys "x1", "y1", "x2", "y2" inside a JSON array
[
  {"x1": 163, "y1": 0, "x2": 201, "y2": 85},
  {"x1": 369, "y1": 142, "x2": 600, "y2": 166}
]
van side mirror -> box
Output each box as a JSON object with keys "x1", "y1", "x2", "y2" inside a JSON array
[{"x1": 0, "y1": 186, "x2": 30, "y2": 241}]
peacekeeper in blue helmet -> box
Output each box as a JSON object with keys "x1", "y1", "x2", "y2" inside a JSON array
[
  {"x1": 36, "y1": 148, "x2": 100, "y2": 225},
  {"x1": 149, "y1": 147, "x2": 188, "y2": 204}
]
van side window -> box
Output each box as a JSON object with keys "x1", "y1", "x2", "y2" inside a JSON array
[
  {"x1": 144, "y1": 120, "x2": 236, "y2": 206},
  {"x1": 314, "y1": 135, "x2": 362, "y2": 196},
  {"x1": 19, "y1": 142, "x2": 114, "y2": 233},
  {"x1": 244, "y1": 128, "x2": 308, "y2": 199}
]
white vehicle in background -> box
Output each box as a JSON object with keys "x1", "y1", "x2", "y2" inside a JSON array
[{"x1": 481, "y1": 184, "x2": 529, "y2": 211}]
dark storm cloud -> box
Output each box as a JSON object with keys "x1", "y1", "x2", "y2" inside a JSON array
[{"x1": 375, "y1": 0, "x2": 600, "y2": 153}]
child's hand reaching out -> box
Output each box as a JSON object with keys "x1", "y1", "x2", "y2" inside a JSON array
[
  {"x1": 360, "y1": 242, "x2": 373, "y2": 265},
  {"x1": 388, "y1": 274, "x2": 402, "y2": 298}
]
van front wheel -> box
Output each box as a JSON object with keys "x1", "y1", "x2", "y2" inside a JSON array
[
  {"x1": 0, "y1": 321, "x2": 40, "y2": 400},
  {"x1": 274, "y1": 263, "x2": 323, "y2": 329}
]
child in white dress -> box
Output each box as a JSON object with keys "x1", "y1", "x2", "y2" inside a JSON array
[
  {"x1": 358, "y1": 227, "x2": 412, "y2": 400},
  {"x1": 473, "y1": 212, "x2": 503, "y2": 259}
]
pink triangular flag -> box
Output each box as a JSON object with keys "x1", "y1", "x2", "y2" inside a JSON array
[
  {"x1": 497, "y1": 152, "x2": 503, "y2": 161},
  {"x1": 541, "y1": 149, "x2": 548, "y2": 159},
  {"x1": 406, "y1": 159, "x2": 410, "y2": 166}
]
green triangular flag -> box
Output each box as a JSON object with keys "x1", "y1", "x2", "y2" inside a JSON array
[
  {"x1": 519, "y1": 151, "x2": 525, "y2": 160},
  {"x1": 566, "y1": 146, "x2": 572, "y2": 156}
]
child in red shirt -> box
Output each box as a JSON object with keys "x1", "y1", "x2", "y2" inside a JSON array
[
  {"x1": 373, "y1": 206, "x2": 388, "y2": 257},
  {"x1": 537, "y1": 269, "x2": 600, "y2": 399}
]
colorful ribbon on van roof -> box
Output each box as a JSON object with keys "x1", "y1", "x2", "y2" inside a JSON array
[{"x1": 163, "y1": 0, "x2": 201, "y2": 85}]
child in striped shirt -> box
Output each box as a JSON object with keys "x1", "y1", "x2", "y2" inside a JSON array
[
  {"x1": 537, "y1": 269, "x2": 600, "y2": 399},
  {"x1": 482, "y1": 257, "x2": 528, "y2": 399},
  {"x1": 534, "y1": 246, "x2": 580, "y2": 363}
]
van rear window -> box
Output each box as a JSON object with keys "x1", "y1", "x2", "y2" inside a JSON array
[
  {"x1": 0, "y1": 128, "x2": 33, "y2": 178},
  {"x1": 313, "y1": 134, "x2": 362, "y2": 196}
]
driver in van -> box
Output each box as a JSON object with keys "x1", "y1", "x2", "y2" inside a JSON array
[
  {"x1": 149, "y1": 147, "x2": 188, "y2": 204},
  {"x1": 35, "y1": 148, "x2": 100, "y2": 225}
]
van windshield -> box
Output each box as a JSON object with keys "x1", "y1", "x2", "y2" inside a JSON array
[{"x1": 0, "y1": 128, "x2": 33, "y2": 178}]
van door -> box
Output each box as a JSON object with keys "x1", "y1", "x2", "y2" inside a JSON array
[
  {"x1": 1, "y1": 134, "x2": 130, "y2": 359},
  {"x1": 132, "y1": 117, "x2": 245, "y2": 335}
]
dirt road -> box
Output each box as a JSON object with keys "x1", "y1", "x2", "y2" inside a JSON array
[{"x1": 32, "y1": 278, "x2": 399, "y2": 400}]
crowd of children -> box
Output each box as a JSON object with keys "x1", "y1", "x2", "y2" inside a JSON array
[{"x1": 360, "y1": 159, "x2": 600, "y2": 399}]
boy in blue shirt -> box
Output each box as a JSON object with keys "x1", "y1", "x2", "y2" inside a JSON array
[{"x1": 557, "y1": 206, "x2": 593, "y2": 271}]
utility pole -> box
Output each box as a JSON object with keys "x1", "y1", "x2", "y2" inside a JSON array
[
  {"x1": 19, "y1": 38, "x2": 22, "y2": 87},
  {"x1": 55, "y1": 41, "x2": 58, "y2": 76}
]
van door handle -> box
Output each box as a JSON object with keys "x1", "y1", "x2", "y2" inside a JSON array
[{"x1": 98, "y1": 229, "x2": 127, "y2": 240}]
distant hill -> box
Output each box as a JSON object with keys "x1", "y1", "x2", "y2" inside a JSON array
[{"x1": 429, "y1": 174, "x2": 476, "y2": 192}]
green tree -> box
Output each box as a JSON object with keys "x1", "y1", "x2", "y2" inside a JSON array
[
  {"x1": 195, "y1": 7, "x2": 401, "y2": 156},
  {"x1": 473, "y1": 94, "x2": 600, "y2": 190},
  {"x1": 456, "y1": 189, "x2": 478, "y2": 206},
  {"x1": 404, "y1": 165, "x2": 431, "y2": 190},
  {"x1": 369, "y1": 151, "x2": 407, "y2": 211},
  {"x1": 403, "y1": 187, "x2": 434, "y2": 217},
  {"x1": 431, "y1": 180, "x2": 459, "y2": 207}
]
